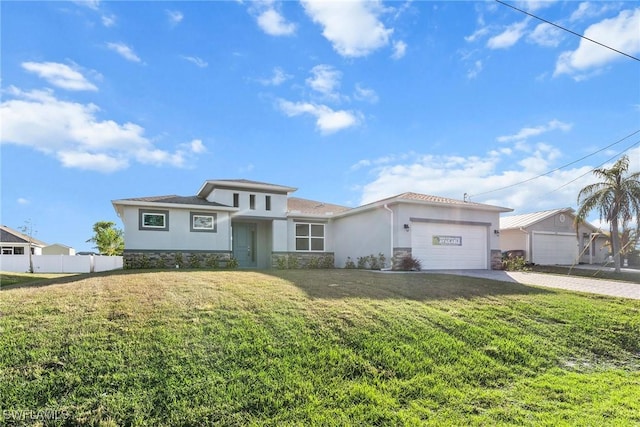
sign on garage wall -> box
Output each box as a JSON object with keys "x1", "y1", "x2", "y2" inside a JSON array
[{"x1": 432, "y1": 235, "x2": 462, "y2": 246}]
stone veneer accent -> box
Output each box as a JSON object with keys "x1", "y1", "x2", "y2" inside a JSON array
[
  {"x1": 271, "y1": 252, "x2": 335, "y2": 269},
  {"x1": 392, "y1": 247, "x2": 412, "y2": 270},
  {"x1": 124, "y1": 250, "x2": 232, "y2": 269},
  {"x1": 490, "y1": 249, "x2": 503, "y2": 270}
]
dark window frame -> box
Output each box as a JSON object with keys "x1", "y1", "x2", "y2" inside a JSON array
[
  {"x1": 190, "y1": 212, "x2": 217, "y2": 233},
  {"x1": 138, "y1": 209, "x2": 170, "y2": 231}
]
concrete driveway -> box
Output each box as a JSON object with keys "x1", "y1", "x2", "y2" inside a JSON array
[{"x1": 430, "y1": 269, "x2": 640, "y2": 300}]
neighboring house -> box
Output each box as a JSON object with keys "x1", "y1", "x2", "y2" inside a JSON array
[
  {"x1": 500, "y1": 208, "x2": 609, "y2": 265},
  {"x1": 42, "y1": 243, "x2": 76, "y2": 256},
  {"x1": 112, "y1": 179, "x2": 512, "y2": 270},
  {"x1": 0, "y1": 225, "x2": 47, "y2": 255}
]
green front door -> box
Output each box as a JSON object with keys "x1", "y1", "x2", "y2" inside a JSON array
[{"x1": 232, "y1": 223, "x2": 257, "y2": 268}]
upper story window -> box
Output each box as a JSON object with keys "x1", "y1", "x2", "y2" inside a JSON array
[
  {"x1": 139, "y1": 209, "x2": 169, "y2": 231},
  {"x1": 249, "y1": 194, "x2": 256, "y2": 210},
  {"x1": 265, "y1": 195, "x2": 271, "y2": 211},
  {"x1": 233, "y1": 193, "x2": 239, "y2": 208},
  {"x1": 295, "y1": 223, "x2": 324, "y2": 251}
]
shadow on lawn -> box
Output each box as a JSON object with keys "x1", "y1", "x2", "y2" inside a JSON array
[
  {"x1": 0, "y1": 269, "x2": 143, "y2": 291},
  {"x1": 267, "y1": 269, "x2": 552, "y2": 301}
]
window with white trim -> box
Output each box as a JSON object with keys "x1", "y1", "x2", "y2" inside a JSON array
[
  {"x1": 190, "y1": 212, "x2": 217, "y2": 232},
  {"x1": 295, "y1": 223, "x2": 324, "y2": 251},
  {"x1": 139, "y1": 209, "x2": 169, "y2": 231}
]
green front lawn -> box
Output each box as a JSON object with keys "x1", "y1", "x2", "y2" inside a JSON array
[{"x1": 1, "y1": 270, "x2": 638, "y2": 426}]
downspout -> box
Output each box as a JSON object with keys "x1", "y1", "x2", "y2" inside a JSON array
[{"x1": 383, "y1": 204, "x2": 393, "y2": 270}]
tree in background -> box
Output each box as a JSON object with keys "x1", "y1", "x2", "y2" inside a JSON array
[
  {"x1": 18, "y1": 219, "x2": 36, "y2": 273},
  {"x1": 87, "y1": 221, "x2": 124, "y2": 256},
  {"x1": 575, "y1": 155, "x2": 640, "y2": 272}
]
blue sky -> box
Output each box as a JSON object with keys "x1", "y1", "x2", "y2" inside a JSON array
[{"x1": 1, "y1": 0, "x2": 639, "y2": 252}]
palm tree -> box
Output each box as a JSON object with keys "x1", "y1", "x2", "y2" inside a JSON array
[{"x1": 575, "y1": 155, "x2": 640, "y2": 272}]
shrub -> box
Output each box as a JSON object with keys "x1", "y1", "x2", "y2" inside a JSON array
[
  {"x1": 345, "y1": 257, "x2": 357, "y2": 269},
  {"x1": 502, "y1": 256, "x2": 530, "y2": 271},
  {"x1": 174, "y1": 252, "x2": 184, "y2": 268},
  {"x1": 226, "y1": 257, "x2": 239, "y2": 269},
  {"x1": 276, "y1": 256, "x2": 288, "y2": 270},
  {"x1": 357, "y1": 256, "x2": 369, "y2": 269},
  {"x1": 307, "y1": 257, "x2": 320, "y2": 269},
  {"x1": 396, "y1": 255, "x2": 422, "y2": 271},
  {"x1": 205, "y1": 254, "x2": 220, "y2": 269},
  {"x1": 188, "y1": 254, "x2": 201, "y2": 269}
]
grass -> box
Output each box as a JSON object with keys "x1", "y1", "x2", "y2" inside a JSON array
[
  {"x1": 1, "y1": 269, "x2": 639, "y2": 426},
  {"x1": 0, "y1": 272, "x2": 80, "y2": 287}
]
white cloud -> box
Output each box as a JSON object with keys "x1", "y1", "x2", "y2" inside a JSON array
[
  {"x1": 277, "y1": 99, "x2": 361, "y2": 134},
  {"x1": 465, "y1": 27, "x2": 490, "y2": 43},
  {"x1": 166, "y1": 9, "x2": 183, "y2": 26},
  {"x1": 0, "y1": 87, "x2": 200, "y2": 173},
  {"x1": 106, "y1": 42, "x2": 142, "y2": 63},
  {"x1": 497, "y1": 119, "x2": 573, "y2": 143},
  {"x1": 17, "y1": 198, "x2": 30, "y2": 205},
  {"x1": 354, "y1": 149, "x2": 594, "y2": 215},
  {"x1": 467, "y1": 60, "x2": 483, "y2": 79},
  {"x1": 257, "y1": 8, "x2": 296, "y2": 36},
  {"x1": 306, "y1": 64, "x2": 342, "y2": 98},
  {"x1": 301, "y1": 0, "x2": 393, "y2": 57},
  {"x1": 487, "y1": 19, "x2": 529, "y2": 49},
  {"x1": 554, "y1": 8, "x2": 640, "y2": 80},
  {"x1": 182, "y1": 56, "x2": 208, "y2": 68},
  {"x1": 22, "y1": 62, "x2": 98, "y2": 91},
  {"x1": 259, "y1": 67, "x2": 292, "y2": 86},
  {"x1": 518, "y1": 1, "x2": 557, "y2": 13},
  {"x1": 354, "y1": 84, "x2": 379, "y2": 104},
  {"x1": 391, "y1": 40, "x2": 407, "y2": 59},
  {"x1": 102, "y1": 14, "x2": 116, "y2": 27},
  {"x1": 185, "y1": 139, "x2": 206, "y2": 154},
  {"x1": 527, "y1": 23, "x2": 562, "y2": 47}
]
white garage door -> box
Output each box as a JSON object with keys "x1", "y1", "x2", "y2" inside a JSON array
[
  {"x1": 411, "y1": 222, "x2": 487, "y2": 270},
  {"x1": 532, "y1": 232, "x2": 577, "y2": 265}
]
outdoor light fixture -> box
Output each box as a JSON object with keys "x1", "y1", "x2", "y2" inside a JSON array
[
  {"x1": 494, "y1": 229, "x2": 500, "y2": 235},
  {"x1": 404, "y1": 224, "x2": 410, "y2": 231}
]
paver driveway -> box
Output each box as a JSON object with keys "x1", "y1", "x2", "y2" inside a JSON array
[{"x1": 430, "y1": 269, "x2": 640, "y2": 300}]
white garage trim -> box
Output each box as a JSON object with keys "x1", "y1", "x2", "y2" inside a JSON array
[
  {"x1": 531, "y1": 231, "x2": 577, "y2": 265},
  {"x1": 411, "y1": 219, "x2": 489, "y2": 270}
]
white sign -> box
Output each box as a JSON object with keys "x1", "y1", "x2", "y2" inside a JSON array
[{"x1": 432, "y1": 235, "x2": 462, "y2": 246}]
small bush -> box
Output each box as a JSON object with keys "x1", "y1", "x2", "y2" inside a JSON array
[
  {"x1": 276, "y1": 256, "x2": 288, "y2": 270},
  {"x1": 345, "y1": 257, "x2": 357, "y2": 269},
  {"x1": 188, "y1": 254, "x2": 201, "y2": 269},
  {"x1": 396, "y1": 255, "x2": 422, "y2": 271},
  {"x1": 226, "y1": 257, "x2": 239, "y2": 269},
  {"x1": 205, "y1": 254, "x2": 220, "y2": 269},
  {"x1": 174, "y1": 252, "x2": 184, "y2": 268},
  {"x1": 502, "y1": 256, "x2": 530, "y2": 271},
  {"x1": 357, "y1": 256, "x2": 369, "y2": 269}
]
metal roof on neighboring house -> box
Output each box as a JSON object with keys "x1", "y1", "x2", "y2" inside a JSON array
[
  {"x1": 0, "y1": 225, "x2": 48, "y2": 247},
  {"x1": 287, "y1": 197, "x2": 351, "y2": 216},
  {"x1": 500, "y1": 207, "x2": 575, "y2": 230}
]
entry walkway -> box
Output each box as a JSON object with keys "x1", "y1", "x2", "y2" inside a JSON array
[{"x1": 430, "y1": 269, "x2": 640, "y2": 300}]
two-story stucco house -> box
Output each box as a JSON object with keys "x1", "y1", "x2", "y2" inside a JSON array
[{"x1": 112, "y1": 179, "x2": 512, "y2": 270}]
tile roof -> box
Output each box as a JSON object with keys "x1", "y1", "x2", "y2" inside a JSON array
[
  {"x1": 366, "y1": 192, "x2": 509, "y2": 210},
  {"x1": 120, "y1": 195, "x2": 230, "y2": 207},
  {"x1": 500, "y1": 208, "x2": 574, "y2": 230},
  {"x1": 287, "y1": 197, "x2": 351, "y2": 216}
]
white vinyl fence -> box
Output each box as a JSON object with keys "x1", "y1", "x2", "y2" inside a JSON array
[{"x1": 0, "y1": 255, "x2": 123, "y2": 273}]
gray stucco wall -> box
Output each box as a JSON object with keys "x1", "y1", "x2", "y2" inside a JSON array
[
  {"x1": 122, "y1": 206, "x2": 231, "y2": 252},
  {"x1": 332, "y1": 207, "x2": 392, "y2": 269}
]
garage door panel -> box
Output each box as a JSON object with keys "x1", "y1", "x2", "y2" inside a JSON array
[
  {"x1": 412, "y1": 223, "x2": 487, "y2": 270},
  {"x1": 532, "y1": 233, "x2": 576, "y2": 265}
]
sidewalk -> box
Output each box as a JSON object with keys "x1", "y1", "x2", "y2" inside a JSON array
[{"x1": 431, "y1": 269, "x2": 640, "y2": 300}]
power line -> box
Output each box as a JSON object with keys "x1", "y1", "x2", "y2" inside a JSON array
[
  {"x1": 495, "y1": 0, "x2": 640, "y2": 62},
  {"x1": 544, "y1": 138, "x2": 640, "y2": 195},
  {"x1": 469, "y1": 129, "x2": 640, "y2": 198}
]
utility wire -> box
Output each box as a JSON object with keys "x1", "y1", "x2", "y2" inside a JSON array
[
  {"x1": 495, "y1": 0, "x2": 640, "y2": 62},
  {"x1": 468, "y1": 129, "x2": 640, "y2": 198},
  {"x1": 544, "y1": 138, "x2": 640, "y2": 195}
]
